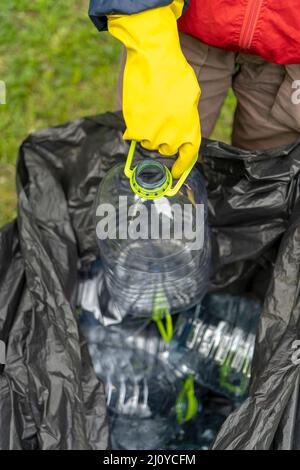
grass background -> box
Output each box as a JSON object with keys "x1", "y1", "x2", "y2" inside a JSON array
[{"x1": 0, "y1": 0, "x2": 236, "y2": 227}]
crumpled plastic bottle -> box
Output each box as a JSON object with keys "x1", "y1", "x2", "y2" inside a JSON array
[
  {"x1": 78, "y1": 315, "x2": 179, "y2": 449},
  {"x1": 169, "y1": 294, "x2": 262, "y2": 401}
]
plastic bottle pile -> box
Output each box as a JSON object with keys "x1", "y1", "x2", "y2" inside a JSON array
[
  {"x1": 77, "y1": 161, "x2": 262, "y2": 449},
  {"x1": 78, "y1": 260, "x2": 262, "y2": 450}
]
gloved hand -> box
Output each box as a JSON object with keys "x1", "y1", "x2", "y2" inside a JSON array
[{"x1": 108, "y1": 2, "x2": 201, "y2": 179}]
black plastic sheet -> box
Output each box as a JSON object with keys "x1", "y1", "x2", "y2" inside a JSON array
[{"x1": 1, "y1": 112, "x2": 300, "y2": 449}]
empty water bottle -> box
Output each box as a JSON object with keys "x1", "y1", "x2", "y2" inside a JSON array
[
  {"x1": 80, "y1": 320, "x2": 176, "y2": 409},
  {"x1": 78, "y1": 314, "x2": 201, "y2": 450},
  {"x1": 110, "y1": 376, "x2": 200, "y2": 451},
  {"x1": 108, "y1": 375, "x2": 199, "y2": 450},
  {"x1": 87, "y1": 325, "x2": 178, "y2": 450},
  {"x1": 169, "y1": 294, "x2": 262, "y2": 401},
  {"x1": 95, "y1": 142, "x2": 211, "y2": 319}
]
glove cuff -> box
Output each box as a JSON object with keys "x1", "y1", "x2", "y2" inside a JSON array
[{"x1": 107, "y1": 3, "x2": 184, "y2": 48}]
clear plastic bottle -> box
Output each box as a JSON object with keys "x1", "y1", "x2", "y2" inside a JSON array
[
  {"x1": 80, "y1": 321, "x2": 178, "y2": 449},
  {"x1": 82, "y1": 322, "x2": 175, "y2": 412},
  {"x1": 169, "y1": 294, "x2": 261, "y2": 401},
  {"x1": 95, "y1": 156, "x2": 211, "y2": 318}
]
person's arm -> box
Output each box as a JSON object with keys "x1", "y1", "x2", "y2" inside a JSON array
[{"x1": 89, "y1": 1, "x2": 200, "y2": 179}]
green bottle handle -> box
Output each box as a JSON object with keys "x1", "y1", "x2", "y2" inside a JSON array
[
  {"x1": 219, "y1": 352, "x2": 250, "y2": 396},
  {"x1": 152, "y1": 306, "x2": 173, "y2": 344},
  {"x1": 176, "y1": 376, "x2": 198, "y2": 424},
  {"x1": 125, "y1": 141, "x2": 198, "y2": 198}
]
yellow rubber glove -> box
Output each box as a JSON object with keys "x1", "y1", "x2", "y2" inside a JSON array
[{"x1": 108, "y1": 3, "x2": 201, "y2": 179}]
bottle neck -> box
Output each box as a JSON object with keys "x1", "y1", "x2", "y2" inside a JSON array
[{"x1": 132, "y1": 160, "x2": 172, "y2": 199}]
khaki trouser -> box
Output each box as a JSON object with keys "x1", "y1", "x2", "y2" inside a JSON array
[{"x1": 117, "y1": 33, "x2": 300, "y2": 150}]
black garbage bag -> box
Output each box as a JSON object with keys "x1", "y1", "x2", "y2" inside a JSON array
[
  {"x1": 213, "y1": 200, "x2": 300, "y2": 449},
  {"x1": 1, "y1": 111, "x2": 300, "y2": 449}
]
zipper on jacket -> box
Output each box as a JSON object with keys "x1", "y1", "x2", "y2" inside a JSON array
[{"x1": 239, "y1": 0, "x2": 264, "y2": 50}]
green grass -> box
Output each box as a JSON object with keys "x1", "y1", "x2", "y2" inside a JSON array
[
  {"x1": 211, "y1": 89, "x2": 236, "y2": 144},
  {"x1": 0, "y1": 1, "x2": 236, "y2": 227},
  {"x1": 0, "y1": 164, "x2": 16, "y2": 225},
  {"x1": 0, "y1": 0, "x2": 121, "y2": 226}
]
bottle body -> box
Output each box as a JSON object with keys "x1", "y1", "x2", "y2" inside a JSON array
[{"x1": 95, "y1": 160, "x2": 211, "y2": 318}]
